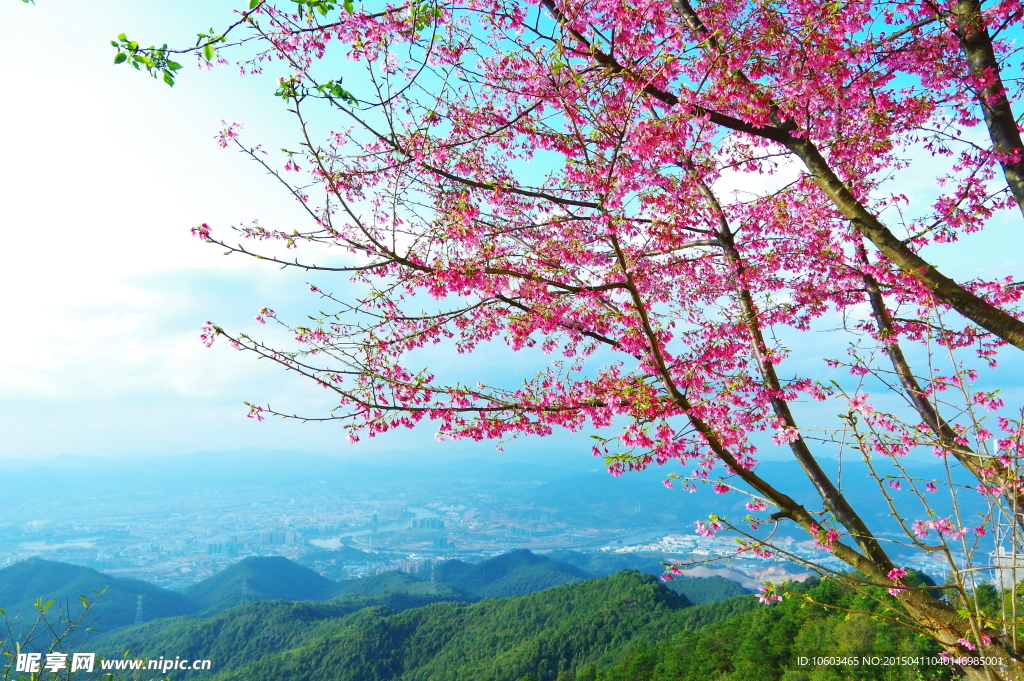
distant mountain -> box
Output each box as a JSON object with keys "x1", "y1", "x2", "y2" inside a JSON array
[
  {"x1": 334, "y1": 570, "x2": 469, "y2": 599},
  {"x1": 94, "y1": 570, "x2": 946, "y2": 681},
  {"x1": 0, "y1": 559, "x2": 195, "y2": 633},
  {"x1": 183, "y1": 556, "x2": 337, "y2": 615},
  {"x1": 545, "y1": 549, "x2": 668, "y2": 576},
  {"x1": 323, "y1": 549, "x2": 590, "y2": 600},
  {"x1": 432, "y1": 549, "x2": 592, "y2": 598},
  {"x1": 297, "y1": 545, "x2": 384, "y2": 566},
  {"x1": 544, "y1": 550, "x2": 752, "y2": 604},
  {"x1": 664, "y1": 575, "x2": 751, "y2": 605}
]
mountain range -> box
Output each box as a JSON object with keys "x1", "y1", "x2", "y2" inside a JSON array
[
  {"x1": 0, "y1": 549, "x2": 750, "y2": 630},
  {"x1": 0, "y1": 551, "x2": 950, "y2": 680}
]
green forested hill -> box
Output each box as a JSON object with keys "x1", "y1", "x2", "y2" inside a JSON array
[
  {"x1": 57, "y1": 560, "x2": 952, "y2": 681},
  {"x1": 594, "y1": 578, "x2": 951, "y2": 681},
  {"x1": 433, "y1": 550, "x2": 592, "y2": 598},
  {"x1": 0, "y1": 559, "x2": 196, "y2": 633},
  {"x1": 203, "y1": 570, "x2": 703, "y2": 681},
  {"x1": 183, "y1": 556, "x2": 338, "y2": 615},
  {"x1": 327, "y1": 549, "x2": 595, "y2": 600},
  {"x1": 664, "y1": 575, "x2": 749, "y2": 606},
  {"x1": 94, "y1": 593, "x2": 460, "y2": 679}
]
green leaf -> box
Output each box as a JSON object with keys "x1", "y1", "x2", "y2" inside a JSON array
[
  {"x1": 117, "y1": 33, "x2": 127, "y2": 41},
  {"x1": 203, "y1": 43, "x2": 215, "y2": 61},
  {"x1": 167, "y1": 61, "x2": 183, "y2": 70},
  {"x1": 163, "y1": 70, "x2": 175, "y2": 86},
  {"x1": 250, "y1": 0, "x2": 260, "y2": 7},
  {"x1": 113, "y1": 52, "x2": 127, "y2": 64},
  {"x1": 343, "y1": 0, "x2": 354, "y2": 14}
]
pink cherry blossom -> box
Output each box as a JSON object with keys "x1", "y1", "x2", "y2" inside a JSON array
[{"x1": 179, "y1": 0, "x2": 1024, "y2": 671}]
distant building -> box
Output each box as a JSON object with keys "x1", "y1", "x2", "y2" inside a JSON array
[
  {"x1": 507, "y1": 526, "x2": 559, "y2": 538},
  {"x1": 260, "y1": 530, "x2": 303, "y2": 546},
  {"x1": 206, "y1": 541, "x2": 244, "y2": 556},
  {"x1": 399, "y1": 557, "x2": 442, "y2": 574},
  {"x1": 411, "y1": 518, "x2": 445, "y2": 531}
]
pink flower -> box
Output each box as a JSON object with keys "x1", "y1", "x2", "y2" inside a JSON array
[
  {"x1": 199, "y1": 322, "x2": 218, "y2": 348},
  {"x1": 255, "y1": 307, "x2": 276, "y2": 324},
  {"x1": 757, "y1": 586, "x2": 783, "y2": 604},
  {"x1": 696, "y1": 520, "x2": 722, "y2": 537},
  {"x1": 887, "y1": 567, "x2": 908, "y2": 580},
  {"x1": 215, "y1": 121, "x2": 242, "y2": 148},
  {"x1": 925, "y1": 482, "x2": 938, "y2": 492},
  {"x1": 772, "y1": 427, "x2": 801, "y2": 445},
  {"x1": 886, "y1": 568, "x2": 908, "y2": 596},
  {"x1": 958, "y1": 638, "x2": 976, "y2": 651},
  {"x1": 849, "y1": 392, "x2": 875, "y2": 416}
]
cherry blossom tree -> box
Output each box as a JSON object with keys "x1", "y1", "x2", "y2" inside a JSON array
[{"x1": 128, "y1": 0, "x2": 1024, "y2": 676}]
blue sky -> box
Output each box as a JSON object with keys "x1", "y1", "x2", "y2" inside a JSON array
[
  {"x1": 0, "y1": 0, "x2": 589, "y2": 463},
  {"x1": 0, "y1": 0, "x2": 436, "y2": 460}
]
